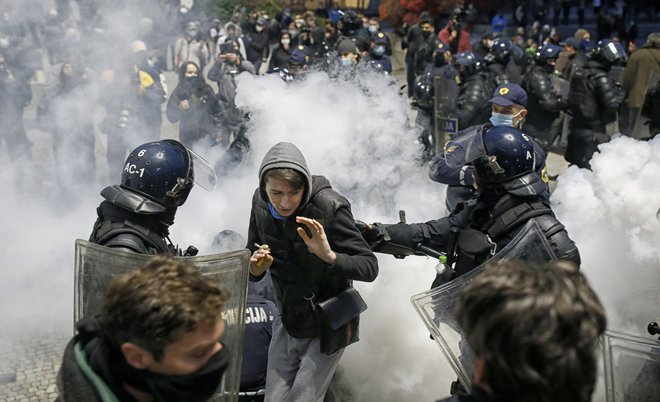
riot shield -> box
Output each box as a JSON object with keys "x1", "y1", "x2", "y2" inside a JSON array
[
  {"x1": 550, "y1": 75, "x2": 570, "y2": 98},
  {"x1": 601, "y1": 330, "x2": 660, "y2": 402},
  {"x1": 74, "y1": 239, "x2": 250, "y2": 402},
  {"x1": 410, "y1": 220, "x2": 558, "y2": 389},
  {"x1": 434, "y1": 76, "x2": 460, "y2": 151}
]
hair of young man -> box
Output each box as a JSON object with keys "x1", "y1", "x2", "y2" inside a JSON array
[
  {"x1": 264, "y1": 168, "x2": 305, "y2": 191},
  {"x1": 103, "y1": 256, "x2": 229, "y2": 361},
  {"x1": 455, "y1": 260, "x2": 606, "y2": 402}
]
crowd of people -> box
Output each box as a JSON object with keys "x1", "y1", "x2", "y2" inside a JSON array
[
  {"x1": 0, "y1": 1, "x2": 657, "y2": 402},
  {"x1": 405, "y1": 2, "x2": 659, "y2": 168}
]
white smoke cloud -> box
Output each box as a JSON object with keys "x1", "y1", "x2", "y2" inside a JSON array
[
  {"x1": 552, "y1": 136, "x2": 660, "y2": 335},
  {"x1": 2, "y1": 3, "x2": 659, "y2": 398},
  {"x1": 173, "y1": 68, "x2": 453, "y2": 401}
]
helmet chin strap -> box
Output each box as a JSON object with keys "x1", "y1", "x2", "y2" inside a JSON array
[{"x1": 166, "y1": 177, "x2": 192, "y2": 199}]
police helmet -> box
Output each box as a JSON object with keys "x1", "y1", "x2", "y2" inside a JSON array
[
  {"x1": 471, "y1": 126, "x2": 546, "y2": 196},
  {"x1": 534, "y1": 43, "x2": 562, "y2": 65},
  {"x1": 589, "y1": 39, "x2": 628, "y2": 65},
  {"x1": 489, "y1": 39, "x2": 513, "y2": 64},
  {"x1": 121, "y1": 140, "x2": 216, "y2": 209},
  {"x1": 433, "y1": 41, "x2": 450, "y2": 65},
  {"x1": 413, "y1": 72, "x2": 434, "y2": 109},
  {"x1": 288, "y1": 45, "x2": 309, "y2": 66},
  {"x1": 454, "y1": 51, "x2": 483, "y2": 76},
  {"x1": 338, "y1": 10, "x2": 362, "y2": 35}
]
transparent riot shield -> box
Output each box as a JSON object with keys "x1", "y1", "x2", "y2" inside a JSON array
[
  {"x1": 434, "y1": 76, "x2": 460, "y2": 151},
  {"x1": 410, "y1": 220, "x2": 558, "y2": 389},
  {"x1": 74, "y1": 239, "x2": 250, "y2": 402},
  {"x1": 601, "y1": 330, "x2": 660, "y2": 402}
]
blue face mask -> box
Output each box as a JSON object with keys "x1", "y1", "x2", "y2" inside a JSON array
[
  {"x1": 490, "y1": 110, "x2": 523, "y2": 127},
  {"x1": 341, "y1": 57, "x2": 354, "y2": 67},
  {"x1": 373, "y1": 46, "x2": 385, "y2": 56},
  {"x1": 489, "y1": 112, "x2": 513, "y2": 127},
  {"x1": 580, "y1": 38, "x2": 590, "y2": 50},
  {"x1": 368, "y1": 25, "x2": 378, "y2": 34}
]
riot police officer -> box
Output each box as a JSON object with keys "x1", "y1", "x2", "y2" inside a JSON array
[
  {"x1": 359, "y1": 126, "x2": 579, "y2": 289},
  {"x1": 89, "y1": 139, "x2": 216, "y2": 255},
  {"x1": 566, "y1": 39, "x2": 627, "y2": 169},
  {"x1": 430, "y1": 84, "x2": 550, "y2": 213},
  {"x1": 413, "y1": 42, "x2": 457, "y2": 161},
  {"x1": 483, "y1": 38, "x2": 522, "y2": 86},
  {"x1": 454, "y1": 51, "x2": 494, "y2": 130},
  {"x1": 522, "y1": 43, "x2": 568, "y2": 151}
]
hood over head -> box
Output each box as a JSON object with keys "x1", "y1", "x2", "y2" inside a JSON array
[{"x1": 258, "y1": 142, "x2": 313, "y2": 206}]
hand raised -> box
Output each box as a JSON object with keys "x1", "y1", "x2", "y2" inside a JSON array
[{"x1": 296, "y1": 216, "x2": 336, "y2": 264}]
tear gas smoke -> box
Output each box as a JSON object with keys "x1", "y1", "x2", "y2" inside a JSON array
[{"x1": 0, "y1": 1, "x2": 658, "y2": 399}]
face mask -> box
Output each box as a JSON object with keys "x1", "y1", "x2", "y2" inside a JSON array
[
  {"x1": 289, "y1": 30, "x2": 299, "y2": 38},
  {"x1": 341, "y1": 57, "x2": 354, "y2": 67},
  {"x1": 281, "y1": 39, "x2": 290, "y2": 46},
  {"x1": 422, "y1": 30, "x2": 432, "y2": 38},
  {"x1": 489, "y1": 112, "x2": 513, "y2": 127},
  {"x1": 486, "y1": 40, "x2": 494, "y2": 48},
  {"x1": 373, "y1": 46, "x2": 385, "y2": 56},
  {"x1": 580, "y1": 39, "x2": 590, "y2": 50},
  {"x1": 147, "y1": 57, "x2": 158, "y2": 67},
  {"x1": 122, "y1": 346, "x2": 230, "y2": 402},
  {"x1": 368, "y1": 25, "x2": 378, "y2": 34},
  {"x1": 490, "y1": 110, "x2": 523, "y2": 127},
  {"x1": 255, "y1": 25, "x2": 263, "y2": 32}
]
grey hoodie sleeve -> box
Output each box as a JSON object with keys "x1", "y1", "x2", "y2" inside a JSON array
[{"x1": 326, "y1": 206, "x2": 379, "y2": 283}]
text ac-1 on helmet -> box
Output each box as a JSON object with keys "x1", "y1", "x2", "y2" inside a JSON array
[{"x1": 121, "y1": 140, "x2": 217, "y2": 208}]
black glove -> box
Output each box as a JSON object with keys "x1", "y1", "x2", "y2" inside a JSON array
[
  {"x1": 355, "y1": 220, "x2": 385, "y2": 248},
  {"x1": 382, "y1": 223, "x2": 413, "y2": 248}
]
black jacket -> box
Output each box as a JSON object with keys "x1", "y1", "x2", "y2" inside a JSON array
[
  {"x1": 247, "y1": 142, "x2": 378, "y2": 338},
  {"x1": 522, "y1": 64, "x2": 567, "y2": 146},
  {"x1": 375, "y1": 193, "x2": 580, "y2": 283},
  {"x1": 166, "y1": 78, "x2": 220, "y2": 146},
  {"x1": 457, "y1": 73, "x2": 494, "y2": 130},
  {"x1": 568, "y1": 59, "x2": 624, "y2": 130},
  {"x1": 268, "y1": 45, "x2": 291, "y2": 71}
]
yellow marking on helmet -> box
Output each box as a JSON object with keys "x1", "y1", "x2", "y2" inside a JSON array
[
  {"x1": 541, "y1": 165, "x2": 549, "y2": 183},
  {"x1": 499, "y1": 87, "x2": 509, "y2": 95}
]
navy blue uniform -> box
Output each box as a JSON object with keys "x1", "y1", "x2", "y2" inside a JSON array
[{"x1": 240, "y1": 292, "x2": 278, "y2": 400}]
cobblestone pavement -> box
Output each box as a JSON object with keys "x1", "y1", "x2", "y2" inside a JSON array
[{"x1": 0, "y1": 331, "x2": 70, "y2": 401}]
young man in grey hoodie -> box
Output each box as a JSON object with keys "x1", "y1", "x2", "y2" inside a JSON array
[{"x1": 247, "y1": 142, "x2": 378, "y2": 402}]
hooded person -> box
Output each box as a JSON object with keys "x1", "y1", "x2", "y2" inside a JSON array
[
  {"x1": 166, "y1": 61, "x2": 220, "y2": 147},
  {"x1": 247, "y1": 142, "x2": 378, "y2": 402},
  {"x1": 337, "y1": 38, "x2": 360, "y2": 68}
]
